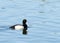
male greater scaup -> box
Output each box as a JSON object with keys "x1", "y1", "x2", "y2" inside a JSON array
[{"x1": 10, "y1": 19, "x2": 27, "y2": 30}]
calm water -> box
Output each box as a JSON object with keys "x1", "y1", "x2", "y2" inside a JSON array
[{"x1": 0, "y1": 0, "x2": 60, "y2": 43}]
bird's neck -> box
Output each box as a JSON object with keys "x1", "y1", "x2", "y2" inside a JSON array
[{"x1": 23, "y1": 23, "x2": 26, "y2": 25}]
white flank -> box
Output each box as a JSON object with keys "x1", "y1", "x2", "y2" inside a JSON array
[{"x1": 15, "y1": 25, "x2": 24, "y2": 30}]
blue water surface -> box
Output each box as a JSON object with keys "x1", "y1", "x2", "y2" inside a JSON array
[{"x1": 0, "y1": 0, "x2": 60, "y2": 43}]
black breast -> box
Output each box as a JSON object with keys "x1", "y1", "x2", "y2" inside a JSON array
[{"x1": 23, "y1": 24, "x2": 27, "y2": 30}]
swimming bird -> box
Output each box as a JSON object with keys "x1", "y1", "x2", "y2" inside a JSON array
[{"x1": 10, "y1": 19, "x2": 27, "y2": 30}]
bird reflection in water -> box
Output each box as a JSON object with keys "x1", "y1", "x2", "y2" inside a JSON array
[{"x1": 22, "y1": 29, "x2": 27, "y2": 35}]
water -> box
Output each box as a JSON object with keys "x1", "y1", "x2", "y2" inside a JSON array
[{"x1": 0, "y1": 0, "x2": 60, "y2": 43}]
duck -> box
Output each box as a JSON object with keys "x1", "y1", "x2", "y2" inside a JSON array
[{"x1": 10, "y1": 19, "x2": 27, "y2": 30}]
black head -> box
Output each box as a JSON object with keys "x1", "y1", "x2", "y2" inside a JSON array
[{"x1": 22, "y1": 19, "x2": 27, "y2": 24}]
